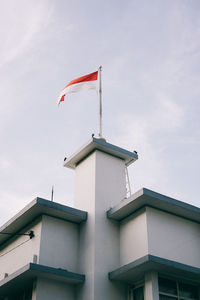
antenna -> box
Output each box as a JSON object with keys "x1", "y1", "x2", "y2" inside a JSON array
[{"x1": 51, "y1": 185, "x2": 54, "y2": 202}]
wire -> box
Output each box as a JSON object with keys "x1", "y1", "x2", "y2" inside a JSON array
[
  {"x1": 0, "y1": 238, "x2": 31, "y2": 258},
  {"x1": 0, "y1": 231, "x2": 34, "y2": 239}
]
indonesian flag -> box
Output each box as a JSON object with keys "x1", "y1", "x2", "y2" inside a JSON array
[{"x1": 58, "y1": 70, "x2": 98, "y2": 105}]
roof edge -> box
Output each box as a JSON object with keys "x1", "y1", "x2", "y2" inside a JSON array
[
  {"x1": 107, "y1": 187, "x2": 200, "y2": 222},
  {"x1": 0, "y1": 263, "x2": 85, "y2": 297},
  {"x1": 0, "y1": 198, "x2": 87, "y2": 247},
  {"x1": 109, "y1": 254, "x2": 200, "y2": 283},
  {"x1": 64, "y1": 137, "x2": 138, "y2": 169}
]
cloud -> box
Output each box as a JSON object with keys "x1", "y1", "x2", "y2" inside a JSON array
[
  {"x1": 154, "y1": 93, "x2": 184, "y2": 130},
  {"x1": 0, "y1": 158, "x2": 12, "y2": 170},
  {"x1": 111, "y1": 89, "x2": 184, "y2": 195},
  {"x1": 0, "y1": 0, "x2": 52, "y2": 68},
  {"x1": 1, "y1": 0, "x2": 200, "y2": 225}
]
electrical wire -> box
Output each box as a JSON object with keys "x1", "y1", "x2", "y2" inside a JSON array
[{"x1": 0, "y1": 238, "x2": 31, "y2": 258}]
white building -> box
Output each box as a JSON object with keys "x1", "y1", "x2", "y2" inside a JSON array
[{"x1": 1, "y1": 137, "x2": 200, "y2": 300}]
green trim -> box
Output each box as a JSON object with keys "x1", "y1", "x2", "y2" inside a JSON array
[
  {"x1": 0, "y1": 263, "x2": 85, "y2": 299},
  {"x1": 109, "y1": 255, "x2": 200, "y2": 283}
]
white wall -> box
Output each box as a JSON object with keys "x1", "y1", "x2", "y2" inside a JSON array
[
  {"x1": 75, "y1": 152, "x2": 95, "y2": 300},
  {"x1": 94, "y1": 151, "x2": 126, "y2": 299},
  {"x1": 39, "y1": 215, "x2": 78, "y2": 272},
  {"x1": 32, "y1": 278, "x2": 75, "y2": 300},
  {"x1": 120, "y1": 210, "x2": 148, "y2": 266},
  {"x1": 74, "y1": 150, "x2": 126, "y2": 300},
  {"x1": 119, "y1": 206, "x2": 200, "y2": 269},
  {"x1": 146, "y1": 207, "x2": 200, "y2": 267},
  {"x1": 95, "y1": 150, "x2": 127, "y2": 209},
  {"x1": 0, "y1": 219, "x2": 42, "y2": 281},
  {"x1": 74, "y1": 150, "x2": 126, "y2": 211},
  {"x1": 0, "y1": 214, "x2": 79, "y2": 281}
]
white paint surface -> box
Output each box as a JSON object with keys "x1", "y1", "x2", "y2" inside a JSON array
[
  {"x1": 0, "y1": 219, "x2": 41, "y2": 281},
  {"x1": 146, "y1": 207, "x2": 200, "y2": 267},
  {"x1": 33, "y1": 278, "x2": 75, "y2": 300},
  {"x1": 39, "y1": 215, "x2": 78, "y2": 271},
  {"x1": 120, "y1": 211, "x2": 148, "y2": 266},
  {"x1": 74, "y1": 150, "x2": 126, "y2": 300}
]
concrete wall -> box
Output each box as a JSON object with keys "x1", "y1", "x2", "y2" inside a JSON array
[
  {"x1": 95, "y1": 149, "x2": 127, "y2": 208},
  {"x1": 74, "y1": 150, "x2": 126, "y2": 210},
  {"x1": 118, "y1": 205, "x2": 200, "y2": 269},
  {"x1": 0, "y1": 218, "x2": 42, "y2": 281},
  {"x1": 94, "y1": 151, "x2": 126, "y2": 299},
  {"x1": 75, "y1": 150, "x2": 126, "y2": 300},
  {"x1": 39, "y1": 215, "x2": 79, "y2": 272},
  {"x1": 146, "y1": 206, "x2": 200, "y2": 267},
  {"x1": 0, "y1": 214, "x2": 79, "y2": 281},
  {"x1": 32, "y1": 278, "x2": 75, "y2": 300},
  {"x1": 120, "y1": 209, "x2": 148, "y2": 266},
  {"x1": 75, "y1": 152, "x2": 95, "y2": 300}
]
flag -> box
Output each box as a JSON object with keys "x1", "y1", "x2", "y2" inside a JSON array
[{"x1": 58, "y1": 70, "x2": 98, "y2": 105}]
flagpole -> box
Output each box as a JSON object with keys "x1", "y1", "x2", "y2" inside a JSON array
[{"x1": 98, "y1": 66, "x2": 102, "y2": 138}]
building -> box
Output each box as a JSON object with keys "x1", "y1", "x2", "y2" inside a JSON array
[{"x1": 1, "y1": 137, "x2": 200, "y2": 300}]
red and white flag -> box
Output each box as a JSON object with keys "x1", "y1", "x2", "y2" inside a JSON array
[{"x1": 58, "y1": 70, "x2": 98, "y2": 105}]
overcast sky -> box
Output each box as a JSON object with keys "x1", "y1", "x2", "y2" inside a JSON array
[{"x1": 0, "y1": 0, "x2": 200, "y2": 226}]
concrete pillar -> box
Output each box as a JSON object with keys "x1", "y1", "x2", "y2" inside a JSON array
[
  {"x1": 144, "y1": 271, "x2": 159, "y2": 300},
  {"x1": 75, "y1": 151, "x2": 126, "y2": 300},
  {"x1": 64, "y1": 138, "x2": 138, "y2": 300}
]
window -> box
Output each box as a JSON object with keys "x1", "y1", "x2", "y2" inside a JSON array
[
  {"x1": 159, "y1": 277, "x2": 199, "y2": 300},
  {"x1": 129, "y1": 286, "x2": 144, "y2": 300}
]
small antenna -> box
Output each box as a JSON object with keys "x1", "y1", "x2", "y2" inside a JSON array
[{"x1": 51, "y1": 185, "x2": 54, "y2": 202}]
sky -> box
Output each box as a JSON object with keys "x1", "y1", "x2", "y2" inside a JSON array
[{"x1": 0, "y1": 0, "x2": 200, "y2": 226}]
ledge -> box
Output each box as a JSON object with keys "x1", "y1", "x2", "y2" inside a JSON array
[
  {"x1": 64, "y1": 137, "x2": 138, "y2": 169},
  {"x1": 0, "y1": 198, "x2": 87, "y2": 246},
  {"x1": 107, "y1": 188, "x2": 200, "y2": 223},
  {"x1": 0, "y1": 263, "x2": 85, "y2": 298},
  {"x1": 109, "y1": 255, "x2": 200, "y2": 284}
]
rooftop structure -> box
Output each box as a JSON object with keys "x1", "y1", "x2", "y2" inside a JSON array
[{"x1": 1, "y1": 138, "x2": 200, "y2": 300}]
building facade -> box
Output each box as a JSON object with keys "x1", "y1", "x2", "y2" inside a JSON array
[{"x1": 0, "y1": 138, "x2": 200, "y2": 299}]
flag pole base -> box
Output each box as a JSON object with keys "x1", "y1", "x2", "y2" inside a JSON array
[
  {"x1": 92, "y1": 133, "x2": 106, "y2": 142},
  {"x1": 97, "y1": 136, "x2": 106, "y2": 142}
]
